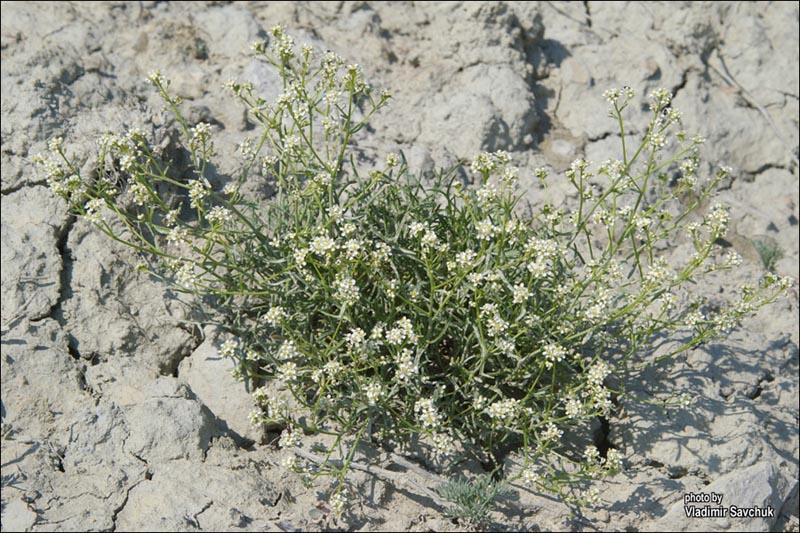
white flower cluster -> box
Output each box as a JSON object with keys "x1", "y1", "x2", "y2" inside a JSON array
[
  {"x1": 267, "y1": 25, "x2": 295, "y2": 61},
  {"x1": 584, "y1": 444, "x2": 601, "y2": 465},
  {"x1": 471, "y1": 150, "x2": 511, "y2": 175},
  {"x1": 220, "y1": 338, "x2": 239, "y2": 359},
  {"x1": 409, "y1": 221, "x2": 441, "y2": 250},
  {"x1": 277, "y1": 340, "x2": 300, "y2": 360},
  {"x1": 540, "y1": 422, "x2": 563, "y2": 442},
  {"x1": 480, "y1": 304, "x2": 509, "y2": 337},
  {"x1": 145, "y1": 69, "x2": 167, "y2": 86},
  {"x1": 265, "y1": 306, "x2": 286, "y2": 326},
  {"x1": 454, "y1": 250, "x2": 477, "y2": 270},
  {"x1": 566, "y1": 158, "x2": 591, "y2": 182},
  {"x1": 526, "y1": 237, "x2": 560, "y2": 279},
  {"x1": 584, "y1": 287, "x2": 610, "y2": 323},
  {"x1": 476, "y1": 182, "x2": 498, "y2": 203},
  {"x1": 344, "y1": 327, "x2": 366, "y2": 351},
  {"x1": 648, "y1": 87, "x2": 672, "y2": 112},
  {"x1": 521, "y1": 465, "x2": 540, "y2": 486},
  {"x1": 415, "y1": 398, "x2": 443, "y2": 429},
  {"x1": 364, "y1": 382, "x2": 382, "y2": 405},
  {"x1": 486, "y1": 398, "x2": 520, "y2": 424},
  {"x1": 431, "y1": 432, "x2": 455, "y2": 457},
  {"x1": 705, "y1": 203, "x2": 730, "y2": 236},
  {"x1": 310, "y1": 235, "x2": 337, "y2": 259},
  {"x1": 587, "y1": 360, "x2": 611, "y2": 387},
  {"x1": 278, "y1": 361, "x2": 298, "y2": 382},
  {"x1": 175, "y1": 262, "x2": 199, "y2": 288},
  {"x1": 329, "y1": 492, "x2": 347, "y2": 517},
  {"x1": 334, "y1": 276, "x2": 359, "y2": 306},
  {"x1": 82, "y1": 198, "x2": 105, "y2": 224},
  {"x1": 605, "y1": 448, "x2": 623, "y2": 471},
  {"x1": 321, "y1": 360, "x2": 345, "y2": 385},
  {"x1": 542, "y1": 342, "x2": 568, "y2": 369},
  {"x1": 129, "y1": 181, "x2": 149, "y2": 206},
  {"x1": 602, "y1": 85, "x2": 634, "y2": 105},
  {"x1": 189, "y1": 123, "x2": 214, "y2": 161},
  {"x1": 644, "y1": 258, "x2": 675, "y2": 286},
  {"x1": 372, "y1": 241, "x2": 391, "y2": 264},
  {"x1": 394, "y1": 348, "x2": 418, "y2": 383},
  {"x1": 207, "y1": 206, "x2": 232, "y2": 225},
  {"x1": 278, "y1": 426, "x2": 300, "y2": 449},
  {"x1": 476, "y1": 218, "x2": 500, "y2": 241},
  {"x1": 188, "y1": 179, "x2": 209, "y2": 209},
  {"x1": 583, "y1": 360, "x2": 614, "y2": 414},
  {"x1": 564, "y1": 396, "x2": 583, "y2": 419},
  {"x1": 512, "y1": 283, "x2": 530, "y2": 304},
  {"x1": 385, "y1": 317, "x2": 417, "y2": 346}
]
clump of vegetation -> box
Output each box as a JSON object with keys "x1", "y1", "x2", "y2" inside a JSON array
[{"x1": 39, "y1": 26, "x2": 793, "y2": 515}]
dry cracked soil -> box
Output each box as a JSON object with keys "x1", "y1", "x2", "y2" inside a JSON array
[{"x1": 1, "y1": 2, "x2": 798, "y2": 532}]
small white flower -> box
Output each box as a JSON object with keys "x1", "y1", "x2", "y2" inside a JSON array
[
  {"x1": 587, "y1": 360, "x2": 611, "y2": 387},
  {"x1": 685, "y1": 310, "x2": 704, "y2": 328},
  {"x1": 431, "y1": 432, "x2": 455, "y2": 457},
  {"x1": 277, "y1": 340, "x2": 300, "y2": 360},
  {"x1": 565, "y1": 397, "x2": 582, "y2": 418},
  {"x1": 364, "y1": 382, "x2": 382, "y2": 405},
  {"x1": 496, "y1": 338, "x2": 515, "y2": 356},
  {"x1": 175, "y1": 263, "x2": 198, "y2": 288},
  {"x1": 486, "y1": 398, "x2": 519, "y2": 424},
  {"x1": 327, "y1": 205, "x2": 344, "y2": 222},
  {"x1": 329, "y1": 492, "x2": 347, "y2": 517},
  {"x1": 129, "y1": 181, "x2": 149, "y2": 206},
  {"x1": 188, "y1": 179, "x2": 209, "y2": 209},
  {"x1": 220, "y1": 338, "x2": 239, "y2": 358},
  {"x1": 343, "y1": 239, "x2": 363, "y2": 260},
  {"x1": 207, "y1": 206, "x2": 232, "y2": 225},
  {"x1": 476, "y1": 219, "x2": 499, "y2": 241},
  {"x1": 542, "y1": 343, "x2": 567, "y2": 369},
  {"x1": 521, "y1": 465, "x2": 540, "y2": 486},
  {"x1": 415, "y1": 398, "x2": 443, "y2": 429},
  {"x1": 541, "y1": 422, "x2": 563, "y2": 442},
  {"x1": 372, "y1": 241, "x2": 391, "y2": 263},
  {"x1": 455, "y1": 250, "x2": 477, "y2": 269},
  {"x1": 724, "y1": 250, "x2": 743, "y2": 268},
  {"x1": 512, "y1": 283, "x2": 530, "y2": 304},
  {"x1": 584, "y1": 445, "x2": 601, "y2": 465},
  {"x1": 278, "y1": 361, "x2": 298, "y2": 382},
  {"x1": 334, "y1": 276, "x2": 359, "y2": 306},
  {"x1": 486, "y1": 315, "x2": 509, "y2": 337},
  {"x1": 705, "y1": 203, "x2": 730, "y2": 236},
  {"x1": 421, "y1": 229, "x2": 440, "y2": 248},
  {"x1": 409, "y1": 221, "x2": 426, "y2": 237},
  {"x1": 164, "y1": 208, "x2": 180, "y2": 227},
  {"x1": 265, "y1": 306, "x2": 286, "y2": 327},
  {"x1": 248, "y1": 409, "x2": 264, "y2": 426},
  {"x1": 83, "y1": 198, "x2": 105, "y2": 224},
  {"x1": 146, "y1": 70, "x2": 167, "y2": 86},
  {"x1": 395, "y1": 348, "x2": 417, "y2": 383},
  {"x1": 310, "y1": 235, "x2": 336, "y2": 258},
  {"x1": 341, "y1": 222, "x2": 356, "y2": 237},
  {"x1": 527, "y1": 259, "x2": 548, "y2": 279},
  {"x1": 605, "y1": 449, "x2": 623, "y2": 471},
  {"x1": 278, "y1": 427, "x2": 300, "y2": 449},
  {"x1": 293, "y1": 247, "x2": 308, "y2": 268},
  {"x1": 281, "y1": 455, "x2": 298, "y2": 470},
  {"x1": 345, "y1": 328, "x2": 366, "y2": 350},
  {"x1": 323, "y1": 360, "x2": 345, "y2": 384}
]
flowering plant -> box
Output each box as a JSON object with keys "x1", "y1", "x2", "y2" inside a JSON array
[{"x1": 40, "y1": 27, "x2": 791, "y2": 517}]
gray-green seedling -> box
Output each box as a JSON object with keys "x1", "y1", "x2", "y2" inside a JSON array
[{"x1": 39, "y1": 26, "x2": 793, "y2": 516}]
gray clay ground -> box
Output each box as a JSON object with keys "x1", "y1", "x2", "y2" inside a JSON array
[{"x1": 1, "y1": 2, "x2": 799, "y2": 532}]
